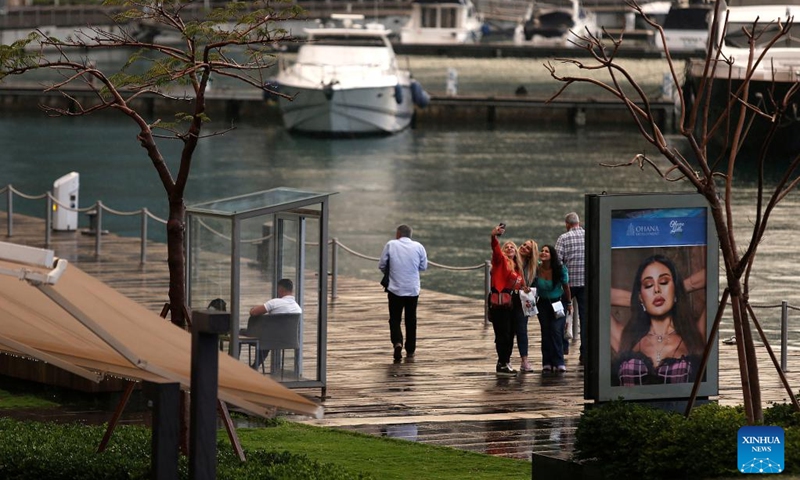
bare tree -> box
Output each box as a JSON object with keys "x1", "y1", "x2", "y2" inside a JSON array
[
  {"x1": 545, "y1": 0, "x2": 800, "y2": 424},
  {"x1": 0, "y1": 0, "x2": 299, "y2": 328}
]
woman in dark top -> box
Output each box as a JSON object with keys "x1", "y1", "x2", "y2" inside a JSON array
[
  {"x1": 489, "y1": 224, "x2": 524, "y2": 376},
  {"x1": 613, "y1": 255, "x2": 705, "y2": 386},
  {"x1": 534, "y1": 244, "x2": 572, "y2": 373}
]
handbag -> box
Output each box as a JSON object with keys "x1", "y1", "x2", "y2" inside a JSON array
[
  {"x1": 489, "y1": 290, "x2": 513, "y2": 309},
  {"x1": 551, "y1": 300, "x2": 566, "y2": 318},
  {"x1": 380, "y1": 258, "x2": 390, "y2": 292}
]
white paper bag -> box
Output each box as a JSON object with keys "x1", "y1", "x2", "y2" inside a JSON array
[
  {"x1": 520, "y1": 289, "x2": 538, "y2": 316},
  {"x1": 564, "y1": 314, "x2": 574, "y2": 340},
  {"x1": 552, "y1": 300, "x2": 566, "y2": 319}
]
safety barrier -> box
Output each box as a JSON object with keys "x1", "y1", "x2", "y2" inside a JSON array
[
  {"x1": 1, "y1": 184, "x2": 494, "y2": 320},
  {"x1": 3, "y1": 183, "x2": 796, "y2": 349},
  {"x1": 1, "y1": 184, "x2": 166, "y2": 264}
]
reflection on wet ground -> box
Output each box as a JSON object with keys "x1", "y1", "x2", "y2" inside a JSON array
[{"x1": 341, "y1": 417, "x2": 579, "y2": 461}]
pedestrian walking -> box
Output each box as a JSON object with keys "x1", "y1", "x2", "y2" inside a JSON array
[{"x1": 378, "y1": 224, "x2": 428, "y2": 360}]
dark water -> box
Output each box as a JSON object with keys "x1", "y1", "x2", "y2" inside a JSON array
[
  {"x1": 3, "y1": 104, "x2": 800, "y2": 346},
  {"x1": 0, "y1": 111, "x2": 688, "y2": 295}
]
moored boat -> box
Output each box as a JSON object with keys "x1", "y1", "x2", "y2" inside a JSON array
[
  {"x1": 519, "y1": 0, "x2": 599, "y2": 47},
  {"x1": 275, "y1": 14, "x2": 429, "y2": 135},
  {"x1": 400, "y1": 0, "x2": 485, "y2": 44},
  {"x1": 654, "y1": 2, "x2": 712, "y2": 53},
  {"x1": 684, "y1": 3, "x2": 800, "y2": 157}
]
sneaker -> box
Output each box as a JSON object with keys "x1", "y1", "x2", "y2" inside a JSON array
[
  {"x1": 520, "y1": 360, "x2": 534, "y2": 373},
  {"x1": 557, "y1": 365, "x2": 567, "y2": 373},
  {"x1": 496, "y1": 363, "x2": 517, "y2": 376},
  {"x1": 722, "y1": 335, "x2": 736, "y2": 345},
  {"x1": 541, "y1": 365, "x2": 552, "y2": 373},
  {"x1": 406, "y1": 351, "x2": 415, "y2": 358},
  {"x1": 393, "y1": 343, "x2": 403, "y2": 360}
]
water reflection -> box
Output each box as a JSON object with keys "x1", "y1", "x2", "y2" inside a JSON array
[
  {"x1": 380, "y1": 423, "x2": 419, "y2": 441},
  {"x1": 2, "y1": 112, "x2": 799, "y2": 344}
]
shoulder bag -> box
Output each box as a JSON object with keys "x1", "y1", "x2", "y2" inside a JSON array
[
  {"x1": 380, "y1": 258, "x2": 390, "y2": 292},
  {"x1": 489, "y1": 289, "x2": 513, "y2": 310}
]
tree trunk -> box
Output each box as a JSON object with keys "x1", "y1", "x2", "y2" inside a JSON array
[{"x1": 166, "y1": 194, "x2": 187, "y2": 328}]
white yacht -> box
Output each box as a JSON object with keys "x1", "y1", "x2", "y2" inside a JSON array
[
  {"x1": 654, "y1": 3, "x2": 713, "y2": 53},
  {"x1": 400, "y1": 0, "x2": 485, "y2": 44},
  {"x1": 275, "y1": 14, "x2": 429, "y2": 135},
  {"x1": 685, "y1": 3, "x2": 800, "y2": 155},
  {"x1": 519, "y1": 0, "x2": 599, "y2": 47}
]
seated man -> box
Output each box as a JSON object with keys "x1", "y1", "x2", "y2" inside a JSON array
[{"x1": 248, "y1": 278, "x2": 302, "y2": 370}]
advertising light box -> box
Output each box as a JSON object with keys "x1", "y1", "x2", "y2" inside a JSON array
[{"x1": 586, "y1": 193, "x2": 719, "y2": 402}]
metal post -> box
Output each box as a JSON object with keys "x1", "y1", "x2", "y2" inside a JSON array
[
  {"x1": 6, "y1": 186, "x2": 12, "y2": 237},
  {"x1": 141, "y1": 208, "x2": 148, "y2": 264},
  {"x1": 95, "y1": 201, "x2": 102, "y2": 256},
  {"x1": 781, "y1": 300, "x2": 788, "y2": 372},
  {"x1": 142, "y1": 381, "x2": 180, "y2": 480},
  {"x1": 45, "y1": 192, "x2": 52, "y2": 247},
  {"x1": 331, "y1": 237, "x2": 338, "y2": 300},
  {"x1": 484, "y1": 260, "x2": 491, "y2": 325},
  {"x1": 189, "y1": 310, "x2": 230, "y2": 480}
]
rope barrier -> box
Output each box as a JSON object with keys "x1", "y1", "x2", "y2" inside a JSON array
[
  {"x1": 45, "y1": 192, "x2": 95, "y2": 213},
  {"x1": 100, "y1": 203, "x2": 147, "y2": 217},
  {"x1": 9, "y1": 186, "x2": 47, "y2": 200},
  {"x1": 145, "y1": 210, "x2": 167, "y2": 224},
  {"x1": 751, "y1": 303, "x2": 800, "y2": 311}
]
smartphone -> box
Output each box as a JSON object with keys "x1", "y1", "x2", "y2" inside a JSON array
[{"x1": 497, "y1": 223, "x2": 506, "y2": 235}]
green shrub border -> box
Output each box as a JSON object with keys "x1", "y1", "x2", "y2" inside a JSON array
[
  {"x1": 0, "y1": 418, "x2": 371, "y2": 480},
  {"x1": 573, "y1": 399, "x2": 800, "y2": 479}
]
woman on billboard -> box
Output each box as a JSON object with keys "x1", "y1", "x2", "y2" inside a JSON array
[{"x1": 611, "y1": 254, "x2": 705, "y2": 386}]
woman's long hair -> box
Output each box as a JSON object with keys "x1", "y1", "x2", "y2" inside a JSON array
[
  {"x1": 538, "y1": 244, "x2": 565, "y2": 286},
  {"x1": 619, "y1": 255, "x2": 704, "y2": 356},
  {"x1": 519, "y1": 239, "x2": 539, "y2": 285},
  {"x1": 502, "y1": 240, "x2": 524, "y2": 276}
]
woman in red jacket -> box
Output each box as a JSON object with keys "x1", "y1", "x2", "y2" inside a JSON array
[{"x1": 489, "y1": 224, "x2": 524, "y2": 375}]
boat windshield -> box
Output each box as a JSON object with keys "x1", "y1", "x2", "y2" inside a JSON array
[
  {"x1": 725, "y1": 21, "x2": 800, "y2": 49},
  {"x1": 311, "y1": 36, "x2": 388, "y2": 47}
]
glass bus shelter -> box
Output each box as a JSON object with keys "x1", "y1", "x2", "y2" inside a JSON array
[{"x1": 185, "y1": 187, "x2": 334, "y2": 392}]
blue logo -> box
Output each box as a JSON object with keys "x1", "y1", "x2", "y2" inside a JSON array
[{"x1": 738, "y1": 426, "x2": 784, "y2": 474}]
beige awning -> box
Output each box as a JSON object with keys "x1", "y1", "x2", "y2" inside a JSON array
[{"x1": 0, "y1": 255, "x2": 322, "y2": 419}]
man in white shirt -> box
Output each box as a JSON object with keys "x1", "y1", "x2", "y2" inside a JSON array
[
  {"x1": 378, "y1": 224, "x2": 428, "y2": 361},
  {"x1": 248, "y1": 278, "x2": 302, "y2": 369}
]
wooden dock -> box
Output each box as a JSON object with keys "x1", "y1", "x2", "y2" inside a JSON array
[{"x1": 2, "y1": 211, "x2": 800, "y2": 461}]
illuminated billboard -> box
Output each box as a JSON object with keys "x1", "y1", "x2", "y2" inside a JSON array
[{"x1": 586, "y1": 193, "x2": 719, "y2": 402}]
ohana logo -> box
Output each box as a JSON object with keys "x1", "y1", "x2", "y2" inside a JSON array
[
  {"x1": 738, "y1": 426, "x2": 784, "y2": 474},
  {"x1": 626, "y1": 223, "x2": 660, "y2": 237},
  {"x1": 669, "y1": 220, "x2": 685, "y2": 235}
]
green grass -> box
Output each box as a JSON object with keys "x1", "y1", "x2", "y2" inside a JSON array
[
  {"x1": 0, "y1": 387, "x2": 59, "y2": 409},
  {"x1": 236, "y1": 420, "x2": 531, "y2": 480}
]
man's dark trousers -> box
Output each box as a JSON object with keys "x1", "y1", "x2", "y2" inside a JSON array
[{"x1": 388, "y1": 291, "x2": 419, "y2": 354}]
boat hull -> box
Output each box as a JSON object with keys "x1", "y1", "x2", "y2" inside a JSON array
[
  {"x1": 684, "y1": 70, "x2": 800, "y2": 159},
  {"x1": 277, "y1": 85, "x2": 415, "y2": 135}
]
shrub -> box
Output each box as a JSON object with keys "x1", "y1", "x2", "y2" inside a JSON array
[
  {"x1": 574, "y1": 400, "x2": 798, "y2": 479},
  {"x1": 0, "y1": 418, "x2": 369, "y2": 479}
]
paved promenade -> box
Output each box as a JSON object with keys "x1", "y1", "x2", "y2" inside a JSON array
[{"x1": 3, "y1": 211, "x2": 800, "y2": 461}]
